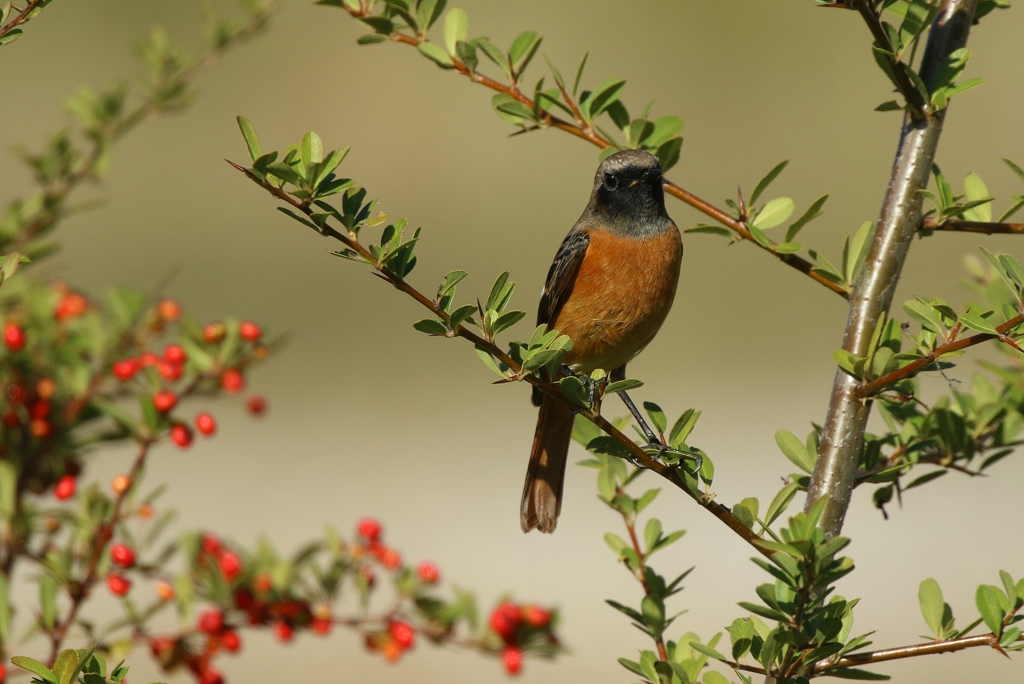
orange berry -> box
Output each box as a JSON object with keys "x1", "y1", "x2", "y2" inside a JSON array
[
  {"x1": 112, "y1": 475, "x2": 131, "y2": 495},
  {"x1": 158, "y1": 299, "x2": 182, "y2": 321},
  {"x1": 156, "y1": 581, "x2": 175, "y2": 601}
]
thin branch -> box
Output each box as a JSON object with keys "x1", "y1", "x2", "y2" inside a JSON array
[
  {"x1": 807, "y1": 0, "x2": 979, "y2": 539},
  {"x1": 335, "y1": 5, "x2": 851, "y2": 299},
  {"x1": 231, "y1": 161, "x2": 770, "y2": 557},
  {"x1": 0, "y1": 0, "x2": 49, "y2": 42},
  {"x1": 857, "y1": 311, "x2": 1024, "y2": 397},
  {"x1": 921, "y1": 218, "x2": 1024, "y2": 234},
  {"x1": 853, "y1": 0, "x2": 930, "y2": 118},
  {"x1": 815, "y1": 632, "x2": 1017, "y2": 672},
  {"x1": 619, "y1": 502, "x2": 668, "y2": 661},
  {"x1": 47, "y1": 439, "x2": 153, "y2": 666}
]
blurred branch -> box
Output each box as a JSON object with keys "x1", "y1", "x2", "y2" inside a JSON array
[
  {"x1": 332, "y1": 4, "x2": 851, "y2": 299},
  {"x1": 230, "y1": 160, "x2": 769, "y2": 558},
  {"x1": 808, "y1": 0, "x2": 979, "y2": 539},
  {"x1": 47, "y1": 439, "x2": 153, "y2": 666},
  {"x1": 3, "y1": 2, "x2": 273, "y2": 255}
]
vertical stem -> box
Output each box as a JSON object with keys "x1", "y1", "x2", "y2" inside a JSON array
[{"x1": 807, "y1": 0, "x2": 979, "y2": 538}]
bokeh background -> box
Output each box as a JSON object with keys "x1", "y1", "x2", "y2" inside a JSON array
[{"x1": 2, "y1": 0, "x2": 1024, "y2": 681}]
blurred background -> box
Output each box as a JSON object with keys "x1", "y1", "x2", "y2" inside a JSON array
[{"x1": 2, "y1": 0, "x2": 1023, "y2": 681}]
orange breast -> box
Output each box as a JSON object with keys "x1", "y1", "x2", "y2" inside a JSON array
[{"x1": 552, "y1": 225, "x2": 682, "y2": 374}]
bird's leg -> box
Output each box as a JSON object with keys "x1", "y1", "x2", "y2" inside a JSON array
[
  {"x1": 612, "y1": 366, "x2": 702, "y2": 471},
  {"x1": 558, "y1": 365, "x2": 606, "y2": 411}
]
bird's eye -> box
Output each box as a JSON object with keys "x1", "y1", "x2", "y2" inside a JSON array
[{"x1": 603, "y1": 172, "x2": 618, "y2": 191}]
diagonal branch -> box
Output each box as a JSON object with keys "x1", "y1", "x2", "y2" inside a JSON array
[
  {"x1": 230, "y1": 160, "x2": 770, "y2": 557},
  {"x1": 333, "y1": 5, "x2": 851, "y2": 299},
  {"x1": 807, "y1": 0, "x2": 979, "y2": 539},
  {"x1": 0, "y1": 0, "x2": 51, "y2": 43},
  {"x1": 921, "y1": 218, "x2": 1024, "y2": 234},
  {"x1": 856, "y1": 311, "x2": 1024, "y2": 397},
  {"x1": 815, "y1": 631, "x2": 1019, "y2": 673},
  {"x1": 853, "y1": 0, "x2": 930, "y2": 118}
]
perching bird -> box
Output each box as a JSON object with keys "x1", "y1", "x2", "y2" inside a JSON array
[{"x1": 521, "y1": 149, "x2": 683, "y2": 533}]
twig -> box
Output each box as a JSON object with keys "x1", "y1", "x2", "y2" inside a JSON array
[
  {"x1": 231, "y1": 161, "x2": 770, "y2": 557},
  {"x1": 815, "y1": 632, "x2": 1017, "y2": 672},
  {"x1": 0, "y1": 0, "x2": 49, "y2": 42},
  {"x1": 335, "y1": 5, "x2": 851, "y2": 299},
  {"x1": 618, "y1": 500, "x2": 668, "y2": 662},
  {"x1": 921, "y1": 218, "x2": 1024, "y2": 234},
  {"x1": 857, "y1": 311, "x2": 1024, "y2": 397},
  {"x1": 853, "y1": 0, "x2": 930, "y2": 118},
  {"x1": 47, "y1": 439, "x2": 153, "y2": 666},
  {"x1": 806, "y1": 0, "x2": 979, "y2": 539}
]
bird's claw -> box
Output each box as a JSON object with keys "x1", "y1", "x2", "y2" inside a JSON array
[{"x1": 638, "y1": 441, "x2": 703, "y2": 472}]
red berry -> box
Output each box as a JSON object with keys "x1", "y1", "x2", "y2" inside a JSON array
[
  {"x1": 107, "y1": 573, "x2": 131, "y2": 597},
  {"x1": 239, "y1": 321, "x2": 262, "y2": 341},
  {"x1": 357, "y1": 517, "x2": 382, "y2": 542},
  {"x1": 0, "y1": 662, "x2": 6, "y2": 682},
  {"x1": 197, "y1": 667, "x2": 224, "y2": 684},
  {"x1": 503, "y1": 645, "x2": 523, "y2": 675},
  {"x1": 198, "y1": 609, "x2": 224, "y2": 634},
  {"x1": 203, "y1": 323, "x2": 226, "y2": 343},
  {"x1": 153, "y1": 390, "x2": 177, "y2": 413},
  {"x1": 30, "y1": 401, "x2": 50, "y2": 419},
  {"x1": 524, "y1": 605, "x2": 552, "y2": 628},
  {"x1": 388, "y1": 620, "x2": 415, "y2": 650},
  {"x1": 30, "y1": 418, "x2": 52, "y2": 439},
  {"x1": 158, "y1": 299, "x2": 182, "y2": 321},
  {"x1": 158, "y1": 360, "x2": 183, "y2": 381},
  {"x1": 233, "y1": 587, "x2": 254, "y2": 610},
  {"x1": 110, "y1": 543, "x2": 136, "y2": 568},
  {"x1": 247, "y1": 395, "x2": 267, "y2": 415},
  {"x1": 311, "y1": 617, "x2": 332, "y2": 635},
  {"x1": 54, "y1": 475, "x2": 76, "y2": 500},
  {"x1": 490, "y1": 602, "x2": 522, "y2": 641},
  {"x1": 3, "y1": 323, "x2": 25, "y2": 351},
  {"x1": 220, "y1": 629, "x2": 241, "y2": 653},
  {"x1": 170, "y1": 424, "x2": 192, "y2": 448},
  {"x1": 417, "y1": 561, "x2": 440, "y2": 584},
  {"x1": 55, "y1": 293, "x2": 88, "y2": 320},
  {"x1": 112, "y1": 358, "x2": 140, "y2": 381},
  {"x1": 380, "y1": 549, "x2": 401, "y2": 570},
  {"x1": 218, "y1": 550, "x2": 242, "y2": 580},
  {"x1": 273, "y1": 620, "x2": 293, "y2": 642},
  {"x1": 201, "y1": 534, "x2": 222, "y2": 555},
  {"x1": 220, "y1": 368, "x2": 244, "y2": 393},
  {"x1": 164, "y1": 343, "x2": 187, "y2": 364},
  {"x1": 149, "y1": 637, "x2": 174, "y2": 658},
  {"x1": 195, "y1": 412, "x2": 217, "y2": 436},
  {"x1": 253, "y1": 573, "x2": 273, "y2": 593},
  {"x1": 140, "y1": 352, "x2": 160, "y2": 367},
  {"x1": 2, "y1": 411, "x2": 17, "y2": 428}
]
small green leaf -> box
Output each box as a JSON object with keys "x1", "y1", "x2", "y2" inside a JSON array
[
  {"x1": 442, "y1": 7, "x2": 467, "y2": 55},
  {"x1": 418, "y1": 42, "x2": 455, "y2": 68},
  {"x1": 11, "y1": 656, "x2": 58, "y2": 684},
  {"x1": 413, "y1": 319, "x2": 448, "y2": 336},
  {"x1": 643, "y1": 401, "x2": 667, "y2": 434},
  {"x1": 975, "y1": 584, "x2": 1005, "y2": 636},
  {"x1": 918, "y1": 578, "x2": 945, "y2": 639},
  {"x1": 764, "y1": 482, "x2": 800, "y2": 528},
  {"x1": 605, "y1": 378, "x2": 643, "y2": 394},
  {"x1": 963, "y1": 172, "x2": 992, "y2": 222},
  {"x1": 785, "y1": 194, "x2": 829, "y2": 243},
  {"x1": 236, "y1": 116, "x2": 263, "y2": 162},
  {"x1": 750, "y1": 160, "x2": 788, "y2": 205},
  {"x1": 958, "y1": 311, "x2": 997, "y2": 335},
  {"x1": 752, "y1": 197, "x2": 795, "y2": 229},
  {"x1": 775, "y1": 430, "x2": 814, "y2": 474},
  {"x1": 875, "y1": 100, "x2": 902, "y2": 111}
]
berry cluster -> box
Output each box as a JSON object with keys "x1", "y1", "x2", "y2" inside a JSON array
[
  {"x1": 125, "y1": 518, "x2": 563, "y2": 682},
  {"x1": 1, "y1": 288, "x2": 271, "y2": 500}
]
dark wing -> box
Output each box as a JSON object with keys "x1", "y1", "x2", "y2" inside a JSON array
[
  {"x1": 532, "y1": 229, "x2": 589, "y2": 407},
  {"x1": 537, "y1": 228, "x2": 590, "y2": 328}
]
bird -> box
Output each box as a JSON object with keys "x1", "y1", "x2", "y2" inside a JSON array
[{"x1": 521, "y1": 148, "x2": 683, "y2": 534}]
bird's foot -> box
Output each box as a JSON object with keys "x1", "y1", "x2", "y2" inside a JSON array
[{"x1": 639, "y1": 441, "x2": 704, "y2": 472}]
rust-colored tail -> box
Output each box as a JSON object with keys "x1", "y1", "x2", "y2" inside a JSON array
[{"x1": 521, "y1": 395, "x2": 574, "y2": 533}]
